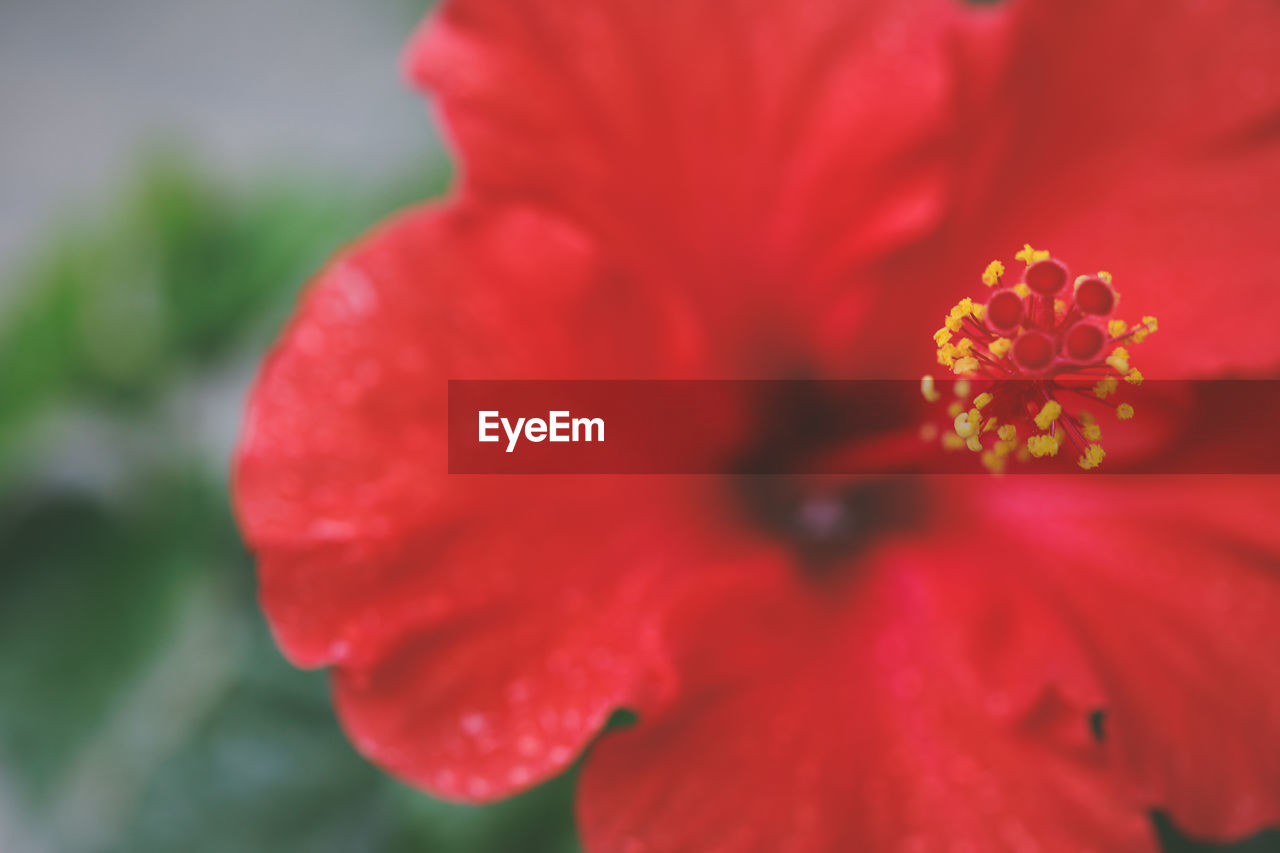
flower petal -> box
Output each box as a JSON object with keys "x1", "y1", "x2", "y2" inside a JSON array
[
  {"x1": 407, "y1": 0, "x2": 972, "y2": 363},
  {"x1": 324, "y1": 480, "x2": 677, "y2": 800},
  {"x1": 235, "y1": 199, "x2": 709, "y2": 669},
  {"x1": 238, "y1": 204, "x2": 585, "y2": 550},
  {"x1": 985, "y1": 476, "x2": 1280, "y2": 841},
  {"x1": 230, "y1": 198, "x2": 778, "y2": 797},
  {"x1": 943, "y1": 0, "x2": 1280, "y2": 375},
  {"x1": 579, "y1": 544, "x2": 1154, "y2": 852},
  {"x1": 236, "y1": 201, "x2": 703, "y2": 557}
]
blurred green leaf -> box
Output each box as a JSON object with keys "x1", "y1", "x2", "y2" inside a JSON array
[
  {"x1": 115, "y1": 613, "x2": 582, "y2": 853},
  {"x1": 0, "y1": 475, "x2": 240, "y2": 801},
  {"x1": 0, "y1": 150, "x2": 446, "y2": 478},
  {"x1": 390, "y1": 769, "x2": 581, "y2": 853},
  {"x1": 112, "y1": 620, "x2": 397, "y2": 853},
  {"x1": 1156, "y1": 814, "x2": 1280, "y2": 853}
]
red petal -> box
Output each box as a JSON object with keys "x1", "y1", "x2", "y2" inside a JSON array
[
  {"x1": 238, "y1": 204, "x2": 583, "y2": 549},
  {"x1": 406, "y1": 0, "x2": 974, "y2": 367},
  {"x1": 579, "y1": 547, "x2": 1154, "y2": 852},
  {"x1": 236, "y1": 202, "x2": 706, "y2": 555},
  {"x1": 233, "y1": 202, "x2": 718, "y2": 796},
  {"x1": 324, "y1": 478, "x2": 802, "y2": 801},
  {"x1": 982, "y1": 476, "x2": 1280, "y2": 840},
  {"x1": 944, "y1": 0, "x2": 1280, "y2": 375}
]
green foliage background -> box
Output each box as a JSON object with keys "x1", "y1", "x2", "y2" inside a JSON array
[{"x1": 0, "y1": 155, "x2": 586, "y2": 853}]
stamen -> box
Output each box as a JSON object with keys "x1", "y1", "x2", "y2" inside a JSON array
[
  {"x1": 1078, "y1": 444, "x2": 1106, "y2": 470},
  {"x1": 1034, "y1": 400, "x2": 1062, "y2": 431},
  {"x1": 922, "y1": 246, "x2": 1156, "y2": 472},
  {"x1": 982, "y1": 260, "x2": 1005, "y2": 287}
]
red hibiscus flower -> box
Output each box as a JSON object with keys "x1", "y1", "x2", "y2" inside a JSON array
[{"x1": 234, "y1": 0, "x2": 1280, "y2": 850}]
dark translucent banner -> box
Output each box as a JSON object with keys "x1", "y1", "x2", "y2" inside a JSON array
[{"x1": 447, "y1": 380, "x2": 1280, "y2": 474}]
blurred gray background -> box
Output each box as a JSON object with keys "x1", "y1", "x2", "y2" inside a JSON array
[{"x1": 0, "y1": 0, "x2": 440, "y2": 282}]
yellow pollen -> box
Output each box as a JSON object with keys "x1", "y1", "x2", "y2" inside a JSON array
[
  {"x1": 952, "y1": 298, "x2": 975, "y2": 318},
  {"x1": 1094, "y1": 376, "x2": 1119, "y2": 398},
  {"x1": 1125, "y1": 368, "x2": 1144, "y2": 386},
  {"x1": 942, "y1": 432, "x2": 965, "y2": 451},
  {"x1": 1108, "y1": 319, "x2": 1128, "y2": 337},
  {"x1": 1027, "y1": 433, "x2": 1061, "y2": 457},
  {"x1": 944, "y1": 314, "x2": 964, "y2": 332},
  {"x1": 1106, "y1": 347, "x2": 1131, "y2": 373},
  {"x1": 947, "y1": 401, "x2": 964, "y2": 418},
  {"x1": 973, "y1": 392, "x2": 994, "y2": 410},
  {"x1": 1078, "y1": 443, "x2": 1106, "y2": 470},
  {"x1": 982, "y1": 260, "x2": 1006, "y2": 287},
  {"x1": 1142, "y1": 315, "x2": 1158, "y2": 332},
  {"x1": 981, "y1": 451, "x2": 1006, "y2": 474},
  {"x1": 971, "y1": 303, "x2": 986, "y2": 322},
  {"x1": 1012, "y1": 283, "x2": 1031, "y2": 298},
  {"x1": 920, "y1": 375, "x2": 941, "y2": 403},
  {"x1": 989, "y1": 337, "x2": 1012, "y2": 358},
  {"x1": 1097, "y1": 271, "x2": 1113, "y2": 284},
  {"x1": 997, "y1": 424, "x2": 1017, "y2": 442},
  {"x1": 982, "y1": 416, "x2": 998, "y2": 432},
  {"x1": 1054, "y1": 299, "x2": 1067, "y2": 318},
  {"x1": 966, "y1": 435, "x2": 983, "y2": 453},
  {"x1": 953, "y1": 356, "x2": 979, "y2": 374},
  {"x1": 1131, "y1": 327, "x2": 1149, "y2": 344},
  {"x1": 1015, "y1": 244, "x2": 1051, "y2": 265},
  {"x1": 1034, "y1": 400, "x2": 1062, "y2": 431},
  {"x1": 956, "y1": 338, "x2": 975, "y2": 355},
  {"x1": 1117, "y1": 403, "x2": 1135, "y2": 420},
  {"x1": 934, "y1": 327, "x2": 953, "y2": 346},
  {"x1": 1083, "y1": 421, "x2": 1102, "y2": 441},
  {"x1": 954, "y1": 379, "x2": 972, "y2": 398}
]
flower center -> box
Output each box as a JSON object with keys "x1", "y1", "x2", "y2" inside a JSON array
[
  {"x1": 727, "y1": 381, "x2": 928, "y2": 573},
  {"x1": 923, "y1": 244, "x2": 1158, "y2": 472},
  {"x1": 731, "y1": 476, "x2": 927, "y2": 576}
]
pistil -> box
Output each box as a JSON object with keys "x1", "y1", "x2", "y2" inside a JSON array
[{"x1": 923, "y1": 245, "x2": 1157, "y2": 472}]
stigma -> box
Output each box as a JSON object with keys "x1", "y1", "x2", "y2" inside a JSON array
[{"x1": 923, "y1": 245, "x2": 1157, "y2": 473}]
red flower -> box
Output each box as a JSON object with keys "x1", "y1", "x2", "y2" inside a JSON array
[{"x1": 234, "y1": 0, "x2": 1280, "y2": 850}]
